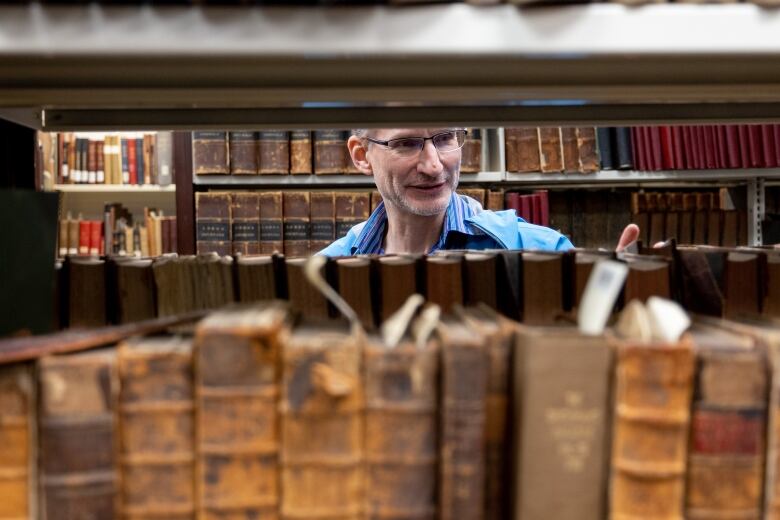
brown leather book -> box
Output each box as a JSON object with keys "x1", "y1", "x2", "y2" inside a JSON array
[
  {"x1": 572, "y1": 250, "x2": 614, "y2": 311},
  {"x1": 114, "y1": 258, "x2": 156, "y2": 324},
  {"x1": 577, "y1": 127, "x2": 601, "y2": 173},
  {"x1": 538, "y1": 127, "x2": 564, "y2": 173},
  {"x1": 0, "y1": 364, "x2": 35, "y2": 520},
  {"x1": 231, "y1": 192, "x2": 261, "y2": 256},
  {"x1": 515, "y1": 327, "x2": 612, "y2": 520},
  {"x1": 686, "y1": 325, "x2": 766, "y2": 520},
  {"x1": 521, "y1": 252, "x2": 565, "y2": 325},
  {"x1": 194, "y1": 253, "x2": 236, "y2": 311},
  {"x1": 631, "y1": 192, "x2": 650, "y2": 246},
  {"x1": 517, "y1": 127, "x2": 542, "y2": 172},
  {"x1": 438, "y1": 316, "x2": 488, "y2": 520},
  {"x1": 283, "y1": 191, "x2": 310, "y2": 258},
  {"x1": 195, "y1": 303, "x2": 289, "y2": 520},
  {"x1": 647, "y1": 192, "x2": 667, "y2": 245},
  {"x1": 722, "y1": 210, "x2": 738, "y2": 247},
  {"x1": 364, "y1": 336, "x2": 438, "y2": 520},
  {"x1": 118, "y1": 336, "x2": 194, "y2": 520},
  {"x1": 310, "y1": 192, "x2": 335, "y2": 254},
  {"x1": 281, "y1": 321, "x2": 365, "y2": 520},
  {"x1": 336, "y1": 258, "x2": 375, "y2": 331},
  {"x1": 192, "y1": 132, "x2": 228, "y2": 175},
  {"x1": 152, "y1": 255, "x2": 191, "y2": 318},
  {"x1": 694, "y1": 193, "x2": 711, "y2": 245},
  {"x1": 258, "y1": 131, "x2": 290, "y2": 175},
  {"x1": 38, "y1": 348, "x2": 119, "y2": 520},
  {"x1": 314, "y1": 130, "x2": 347, "y2": 174},
  {"x1": 236, "y1": 255, "x2": 279, "y2": 303},
  {"x1": 376, "y1": 256, "x2": 420, "y2": 323},
  {"x1": 425, "y1": 255, "x2": 464, "y2": 314},
  {"x1": 707, "y1": 202, "x2": 722, "y2": 247},
  {"x1": 461, "y1": 128, "x2": 482, "y2": 173},
  {"x1": 370, "y1": 191, "x2": 383, "y2": 213},
  {"x1": 561, "y1": 127, "x2": 580, "y2": 173},
  {"x1": 290, "y1": 131, "x2": 313, "y2": 175},
  {"x1": 286, "y1": 257, "x2": 329, "y2": 321},
  {"x1": 259, "y1": 191, "x2": 284, "y2": 255},
  {"x1": 464, "y1": 252, "x2": 499, "y2": 311},
  {"x1": 487, "y1": 189, "x2": 504, "y2": 211},
  {"x1": 676, "y1": 247, "x2": 725, "y2": 318},
  {"x1": 724, "y1": 251, "x2": 763, "y2": 319},
  {"x1": 609, "y1": 337, "x2": 695, "y2": 520},
  {"x1": 766, "y1": 252, "x2": 780, "y2": 319},
  {"x1": 504, "y1": 128, "x2": 520, "y2": 172},
  {"x1": 335, "y1": 192, "x2": 370, "y2": 240},
  {"x1": 195, "y1": 192, "x2": 232, "y2": 256},
  {"x1": 680, "y1": 193, "x2": 697, "y2": 245},
  {"x1": 67, "y1": 256, "x2": 108, "y2": 328},
  {"x1": 623, "y1": 255, "x2": 672, "y2": 303},
  {"x1": 665, "y1": 193, "x2": 682, "y2": 243},
  {"x1": 229, "y1": 131, "x2": 258, "y2": 175}
]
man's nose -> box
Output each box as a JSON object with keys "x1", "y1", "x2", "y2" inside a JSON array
[{"x1": 417, "y1": 139, "x2": 444, "y2": 175}]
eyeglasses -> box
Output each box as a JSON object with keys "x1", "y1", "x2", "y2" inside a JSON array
[{"x1": 365, "y1": 130, "x2": 467, "y2": 156}]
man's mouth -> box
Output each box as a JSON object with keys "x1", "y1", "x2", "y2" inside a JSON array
[{"x1": 409, "y1": 182, "x2": 446, "y2": 192}]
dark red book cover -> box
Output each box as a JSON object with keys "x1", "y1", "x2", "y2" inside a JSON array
[
  {"x1": 725, "y1": 125, "x2": 741, "y2": 169},
  {"x1": 761, "y1": 124, "x2": 777, "y2": 168},
  {"x1": 683, "y1": 126, "x2": 697, "y2": 169},
  {"x1": 715, "y1": 126, "x2": 729, "y2": 169},
  {"x1": 702, "y1": 125, "x2": 716, "y2": 169},
  {"x1": 691, "y1": 409, "x2": 764, "y2": 455},
  {"x1": 505, "y1": 192, "x2": 520, "y2": 218},
  {"x1": 536, "y1": 190, "x2": 549, "y2": 227},
  {"x1": 696, "y1": 126, "x2": 708, "y2": 169},
  {"x1": 774, "y1": 125, "x2": 780, "y2": 166},
  {"x1": 520, "y1": 194, "x2": 532, "y2": 223},
  {"x1": 631, "y1": 127, "x2": 644, "y2": 171},
  {"x1": 649, "y1": 126, "x2": 663, "y2": 170},
  {"x1": 127, "y1": 137, "x2": 138, "y2": 184},
  {"x1": 748, "y1": 124, "x2": 763, "y2": 167},
  {"x1": 659, "y1": 126, "x2": 675, "y2": 169},
  {"x1": 671, "y1": 126, "x2": 685, "y2": 170},
  {"x1": 89, "y1": 220, "x2": 102, "y2": 256},
  {"x1": 78, "y1": 220, "x2": 90, "y2": 255},
  {"x1": 530, "y1": 194, "x2": 541, "y2": 225},
  {"x1": 738, "y1": 125, "x2": 752, "y2": 168},
  {"x1": 679, "y1": 126, "x2": 691, "y2": 169}
]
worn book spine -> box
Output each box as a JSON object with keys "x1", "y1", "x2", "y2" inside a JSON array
[
  {"x1": 561, "y1": 127, "x2": 581, "y2": 173},
  {"x1": 504, "y1": 128, "x2": 520, "y2": 172},
  {"x1": 196, "y1": 192, "x2": 232, "y2": 256},
  {"x1": 609, "y1": 339, "x2": 695, "y2": 520},
  {"x1": 517, "y1": 127, "x2": 542, "y2": 172},
  {"x1": 337, "y1": 258, "x2": 375, "y2": 331},
  {"x1": 364, "y1": 341, "x2": 438, "y2": 520},
  {"x1": 259, "y1": 191, "x2": 284, "y2": 255},
  {"x1": 231, "y1": 192, "x2": 261, "y2": 256},
  {"x1": 68, "y1": 256, "x2": 108, "y2": 328},
  {"x1": 624, "y1": 257, "x2": 672, "y2": 303},
  {"x1": 115, "y1": 259, "x2": 156, "y2": 324},
  {"x1": 577, "y1": 128, "x2": 600, "y2": 173},
  {"x1": 335, "y1": 192, "x2": 370, "y2": 240},
  {"x1": 0, "y1": 364, "x2": 35, "y2": 520},
  {"x1": 285, "y1": 258, "x2": 330, "y2": 321},
  {"x1": 724, "y1": 252, "x2": 763, "y2": 319},
  {"x1": 283, "y1": 191, "x2": 311, "y2": 258},
  {"x1": 236, "y1": 255, "x2": 278, "y2": 303},
  {"x1": 118, "y1": 336, "x2": 195, "y2": 520},
  {"x1": 192, "y1": 132, "x2": 229, "y2": 175},
  {"x1": 487, "y1": 189, "x2": 504, "y2": 211},
  {"x1": 521, "y1": 252, "x2": 564, "y2": 325},
  {"x1": 259, "y1": 131, "x2": 290, "y2": 175},
  {"x1": 281, "y1": 324, "x2": 364, "y2": 520},
  {"x1": 38, "y1": 349, "x2": 119, "y2": 520},
  {"x1": 464, "y1": 252, "x2": 499, "y2": 311},
  {"x1": 310, "y1": 192, "x2": 335, "y2": 254},
  {"x1": 314, "y1": 130, "x2": 347, "y2": 174},
  {"x1": 425, "y1": 256, "x2": 464, "y2": 314},
  {"x1": 377, "y1": 256, "x2": 420, "y2": 323},
  {"x1": 538, "y1": 127, "x2": 564, "y2": 173},
  {"x1": 195, "y1": 304, "x2": 289, "y2": 520},
  {"x1": 290, "y1": 131, "x2": 313, "y2": 175},
  {"x1": 229, "y1": 131, "x2": 258, "y2": 175},
  {"x1": 461, "y1": 128, "x2": 482, "y2": 173}
]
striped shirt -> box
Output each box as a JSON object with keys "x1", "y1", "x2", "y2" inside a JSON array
[{"x1": 350, "y1": 193, "x2": 484, "y2": 255}]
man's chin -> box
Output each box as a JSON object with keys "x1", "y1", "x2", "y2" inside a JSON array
[{"x1": 403, "y1": 197, "x2": 450, "y2": 217}]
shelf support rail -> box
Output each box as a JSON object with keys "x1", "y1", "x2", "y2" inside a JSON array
[{"x1": 747, "y1": 177, "x2": 765, "y2": 247}]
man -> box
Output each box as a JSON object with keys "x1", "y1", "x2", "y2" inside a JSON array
[{"x1": 319, "y1": 128, "x2": 639, "y2": 256}]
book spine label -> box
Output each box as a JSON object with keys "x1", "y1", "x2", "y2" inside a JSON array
[{"x1": 196, "y1": 222, "x2": 230, "y2": 242}]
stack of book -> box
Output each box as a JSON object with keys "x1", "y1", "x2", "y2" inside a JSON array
[{"x1": 505, "y1": 127, "x2": 600, "y2": 174}]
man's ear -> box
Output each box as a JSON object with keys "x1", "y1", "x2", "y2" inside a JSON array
[{"x1": 347, "y1": 135, "x2": 373, "y2": 175}]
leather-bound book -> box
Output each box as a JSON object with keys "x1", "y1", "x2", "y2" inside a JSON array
[
  {"x1": 577, "y1": 127, "x2": 600, "y2": 173},
  {"x1": 694, "y1": 193, "x2": 711, "y2": 245},
  {"x1": 538, "y1": 127, "x2": 564, "y2": 173},
  {"x1": 521, "y1": 252, "x2": 565, "y2": 325},
  {"x1": 314, "y1": 130, "x2": 347, "y2": 174},
  {"x1": 192, "y1": 132, "x2": 228, "y2": 175},
  {"x1": 195, "y1": 192, "x2": 232, "y2": 256},
  {"x1": 722, "y1": 210, "x2": 738, "y2": 247},
  {"x1": 236, "y1": 255, "x2": 279, "y2": 303},
  {"x1": 259, "y1": 131, "x2": 290, "y2": 175},
  {"x1": 438, "y1": 316, "x2": 488, "y2": 520},
  {"x1": 310, "y1": 192, "x2": 335, "y2": 254},
  {"x1": 647, "y1": 192, "x2": 667, "y2": 245},
  {"x1": 572, "y1": 250, "x2": 613, "y2": 310},
  {"x1": 665, "y1": 193, "x2": 682, "y2": 243},
  {"x1": 364, "y1": 336, "x2": 438, "y2": 520},
  {"x1": 259, "y1": 191, "x2": 284, "y2": 254},
  {"x1": 194, "y1": 253, "x2": 236, "y2": 311},
  {"x1": 561, "y1": 127, "x2": 580, "y2": 173},
  {"x1": 425, "y1": 255, "x2": 464, "y2": 314},
  {"x1": 335, "y1": 192, "x2": 370, "y2": 239},
  {"x1": 464, "y1": 252, "x2": 499, "y2": 311},
  {"x1": 376, "y1": 256, "x2": 419, "y2": 323},
  {"x1": 504, "y1": 128, "x2": 520, "y2": 172},
  {"x1": 286, "y1": 257, "x2": 330, "y2": 321},
  {"x1": 680, "y1": 193, "x2": 696, "y2": 244},
  {"x1": 492, "y1": 250, "x2": 522, "y2": 321},
  {"x1": 724, "y1": 251, "x2": 763, "y2": 319},
  {"x1": 290, "y1": 131, "x2": 313, "y2": 175},
  {"x1": 118, "y1": 336, "x2": 194, "y2": 520},
  {"x1": 766, "y1": 252, "x2": 780, "y2": 319},
  {"x1": 67, "y1": 256, "x2": 107, "y2": 328},
  {"x1": 38, "y1": 348, "x2": 119, "y2": 520},
  {"x1": 195, "y1": 303, "x2": 289, "y2": 520},
  {"x1": 487, "y1": 189, "x2": 504, "y2": 211},
  {"x1": 623, "y1": 255, "x2": 672, "y2": 303},
  {"x1": 686, "y1": 326, "x2": 767, "y2": 520},
  {"x1": 281, "y1": 321, "x2": 365, "y2": 520},
  {"x1": 231, "y1": 192, "x2": 261, "y2": 256},
  {"x1": 615, "y1": 127, "x2": 634, "y2": 169},
  {"x1": 597, "y1": 127, "x2": 616, "y2": 170},
  {"x1": 515, "y1": 327, "x2": 612, "y2": 520},
  {"x1": 707, "y1": 195, "x2": 722, "y2": 247},
  {"x1": 0, "y1": 364, "x2": 35, "y2": 520},
  {"x1": 336, "y1": 257, "x2": 374, "y2": 330},
  {"x1": 631, "y1": 192, "x2": 650, "y2": 246},
  {"x1": 675, "y1": 247, "x2": 725, "y2": 318},
  {"x1": 114, "y1": 258, "x2": 156, "y2": 324},
  {"x1": 609, "y1": 337, "x2": 695, "y2": 520},
  {"x1": 461, "y1": 128, "x2": 482, "y2": 173},
  {"x1": 229, "y1": 131, "x2": 258, "y2": 175},
  {"x1": 282, "y1": 191, "x2": 310, "y2": 258},
  {"x1": 517, "y1": 127, "x2": 542, "y2": 172}
]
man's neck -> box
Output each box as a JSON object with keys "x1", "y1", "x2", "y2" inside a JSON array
[{"x1": 383, "y1": 203, "x2": 446, "y2": 255}]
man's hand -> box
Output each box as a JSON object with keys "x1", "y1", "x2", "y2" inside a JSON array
[{"x1": 617, "y1": 224, "x2": 640, "y2": 252}]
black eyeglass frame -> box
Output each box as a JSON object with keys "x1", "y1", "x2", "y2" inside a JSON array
[{"x1": 364, "y1": 129, "x2": 467, "y2": 153}]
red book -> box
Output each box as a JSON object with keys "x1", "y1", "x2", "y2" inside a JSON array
[
  {"x1": 536, "y1": 190, "x2": 549, "y2": 227},
  {"x1": 683, "y1": 126, "x2": 697, "y2": 169},
  {"x1": 78, "y1": 220, "x2": 90, "y2": 255},
  {"x1": 89, "y1": 220, "x2": 102, "y2": 256},
  {"x1": 696, "y1": 126, "x2": 708, "y2": 169},
  {"x1": 127, "y1": 137, "x2": 138, "y2": 184},
  {"x1": 702, "y1": 125, "x2": 716, "y2": 169},
  {"x1": 738, "y1": 125, "x2": 752, "y2": 168},
  {"x1": 659, "y1": 126, "x2": 675, "y2": 169},
  {"x1": 671, "y1": 126, "x2": 685, "y2": 170},
  {"x1": 761, "y1": 124, "x2": 777, "y2": 168},
  {"x1": 748, "y1": 124, "x2": 763, "y2": 167},
  {"x1": 530, "y1": 194, "x2": 541, "y2": 225},
  {"x1": 520, "y1": 194, "x2": 533, "y2": 223},
  {"x1": 725, "y1": 125, "x2": 741, "y2": 169},
  {"x1": 679, "y1": 126, "x2": 691, "y2": 169},
  {"x1": 649, "y1": 126, "x2": 663, "y2": 170},
  {"x1": 505, "y1": 192, "x2": 520, "y2": 218},
  {"x1": 631, "y1": 127, "x2": 644, "y2": 171},
  {"x1": 713, "y1": 126, "x2": 725, "y2": 169},
  {"x1": 775, "y1": 125, "x2": 780, "y2": 166}
]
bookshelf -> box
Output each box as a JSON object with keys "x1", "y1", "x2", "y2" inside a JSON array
[{"x1": 54, "y1": 184, "x2": 175, "y2": 193}]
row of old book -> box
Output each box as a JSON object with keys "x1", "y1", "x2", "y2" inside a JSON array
[
  {"x1": 194, "y1": 188, "x2": 505, "y2": 258},
  {"x1": 505, "y1": 127, "x2": 601, "y2": 174},
  {"x1": 54, "y1": 132, "x2": 174, "y2": 185},
  {"x1": 7, "y1": 298, "x2": 780, "y2": 520},
  {"x1": 192, "y1": 129, "x2": 484, "y2": 176}
]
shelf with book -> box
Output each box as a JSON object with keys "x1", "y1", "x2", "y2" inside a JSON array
[
  {"x1": 504, "y1": 169, "x2": 780, "y2": 186},
  {"x1": 54, "y1": 184, "x2": 176, "y2": 193}
]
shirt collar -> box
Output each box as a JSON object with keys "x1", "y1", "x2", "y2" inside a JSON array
[{"x1": 351, "y1": 192, "x2": 483, "y2": 255}]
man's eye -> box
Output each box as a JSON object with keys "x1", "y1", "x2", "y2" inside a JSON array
[
  {"x1": 390, "y1": 139, "x2": 422, "y2": 150},
  {"x1": 436, "y1": 132, "x2": 457, "y2": 143}
]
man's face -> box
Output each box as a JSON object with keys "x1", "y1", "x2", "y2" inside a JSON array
[{"x1": 365, "y1": 128, "x2": 461, "y2": 217}]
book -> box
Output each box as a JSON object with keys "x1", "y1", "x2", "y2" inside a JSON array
[
  {"x1": 425, "y1": 255, "x2": 464, "y2": 314},
  {"x1": 286, "y1": 257, "x2": 330, "y2": 321},
  {"x1": 258, "y1": 131, "x2": 290, "y2": 174},
  {"x1": 521, "y1": 252, "x2": 564, "y2": 325},
  {"x1": 623, "y1": 254, "x2": 672, "y2": 303},
  {"x1": 336, "y1": 257, "x2": 375, "y2": 330},
  {"x1": 118, "y1": 336, "x2": 195, "y2": 519},
  {"x1": 314, "y1": 130, "x2": 347, "y2": 174},
  {"x1": 538, "y1": 127, "x2": 564, "y2": 173},
  {"x1": 38, "y1": 348, "x2": 119, "y2": 520},
  {"x1": 67, "y1": 256, "x2": 108, "y2": 328},
  {"x1": 155, "y1": 131, "x2": 174, "y2": 186},
  {"x1": 231, "y1": 192, "x2": 261, "y2": 256},
  {"x1": 236, "y1": 255, "x2": 279, "y2": 304},
  {"x1": 335, "y1": 192, "x2": 370, "y2": 239},
  {"x1": 195, "y1": 192, "x2": 232, "y2": 257},
  {"x1": 577, "y1": 127, "x2": 600, "y2": 173},
  {"x1": 461, "y1": 128, "x2": 482, "y2": 173},
  {"x1": 724, "y1": 251, "x2": 764, "y2": 319},
  {"x1": 504, "y1": 128, "x2": 520, "y2": 172},
  {"x1": 463, "y1": 252, "x2": 499, "y2": 311},
  {"x1": 114, "y1": 258, "x2": 156, "y2": 324},
  {"x1": 282, "y1": 191, "x2": 311, "y2": 257},
  {"x1": 597, "y1": 127, "x2": 616, "y2": 170},
  {"x1": 229, "y1": 131, "x2": 258, "y2": 174},
  {"x1": 290, "y1": 131, "x2": 313, "y2": 175},
  {"x1": 0, "y1": 364, "x2": 35, "y2": 520},
  {"x1": 561, "y1": 127, "x2": 580, "y2": 173},
  {"x1": 516, "y1": 127, "x2": 542, "y2": 172},
  {"x1": 195, "y1": 303, "x2": 289, "y2": 520},
  {"x1": 310, "y1": 192, "x2": 335, "y2": 254},
  {"x1": 376, "y1": 255, "x2": 420, "y2": 323},
  {"x1": 281, "y1": 321, "x2": 365, "y2": 520},
  {"x1": 259, "y1": 191, "x2": 284, "y2": 254},
  {"x1": 616, "y1": 127, "x2": 635, "y2": 169},
  {"x1": 192, "y1": 132, "x2": 228, "y2": 175}
]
